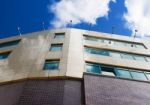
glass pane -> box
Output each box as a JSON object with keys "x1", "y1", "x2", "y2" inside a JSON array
[
  {"x1": 130, "y1": 71, "x2": 147, "y2": 80},
  {"x1": 121, "y1": 53, "x2": 134, "y2": 60},
  {"x1": 113, "y1": 41, "x2": 117, "y2": 45},
  {"x1": 146, "y1": 57, "x2": 150, "y2": 62},
  {"x1": 97, "y1": 50, "x2": 109, "y2": 56},
  {"x1": 122, "y1": 43, "x2": 127, "y2": 46},
  {"x1": 101, "y1": 66, "x2": 115, "y2": 76},
  {"x1": 0, "y1": 52, "x2": 10, "y2": 59},
  {"x1": 0, "y1": 40, "x2": 20, "y2": 48},
  {"x1": 110, "y1": 52, "x2": 121, "y2": 59},
  {"x1": 98, "y1": 39, "x2": 104, "y2": 43},
  {"x1": 145, "y1": 73, "x2": 150, "y2": 80},
  {"x1": 50, "y1": 44, "x2": 62, "y2": 51},
  {"x1": 104, "y1": 39, "x2": 109, "y2": 44},
  {"x1": 84, "y1": 47, "x2": 92, "y2": 53},
  {"x1": 83, "y1": 36, "x2": 98, "y2": 41},
  {"x1": 125, "y1": 43, "x2": 132, "y2": 47},
  {"x1": 135, "y1": 44, "x2": 145, "y2": 49},
  {"x1": 101, "y1": 71, "x2": 115, "y2": 76},
  {"x1": 44, "y1": 61, "x2": 59, "y2": 70},
  {"x1": 86, "y1": 63, "x2": 101, "y2": 74},
  {"x1": 134, "y1": 55, "x2": 147, "y2": 62},
  {"x1": 85, "y1": 47, "x2": 109, "y2": 56},
  {"x1": 114, "y1": 41, "x2": 125, "y2": 46},
  {"x1": 115, "y1": 68, "x2": 132, "y2": 78},
  {"x1": 55, "y1": 33, "x2": 65, "y2": 39}
]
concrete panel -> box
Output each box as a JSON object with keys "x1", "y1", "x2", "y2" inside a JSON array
[{"x1": 66, "y1": 29, "x2": 85, "y2": 78}]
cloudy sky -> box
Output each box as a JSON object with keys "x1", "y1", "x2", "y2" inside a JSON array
[{"x1": 0, "y1": 0, "x2": 150, "y2": 38}]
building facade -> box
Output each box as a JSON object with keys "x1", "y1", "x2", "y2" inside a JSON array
[{"x1": 0, "y1": 28, "x2": 150, "y2": 105}]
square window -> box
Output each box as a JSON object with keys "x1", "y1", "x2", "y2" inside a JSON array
[
  {"x1": 54, "y1": 33, "x2": 65, "y2": 39},
  {"x1": 130, "y1": 71, "x2": 147, "y2": 81},
  {"x1": 115, "y1": 68, "x2": 132, "y2": 78},
  {"x1": 86, "y1": 63, "x2": 101, "y2": 74},
  {"x1": 50, "y1": 44, "x2": 63, "y2": 51},
  {"x1": 0, "y1": 52, "x2": 11, "y2": 59},
  {"x1": 44, "y1": 60, "x2": 59, "y2": 70}
]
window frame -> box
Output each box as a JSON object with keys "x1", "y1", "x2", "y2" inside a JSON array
[
  {"x1": 100, "y1": 65, "x2": 116, "y2": 76},
  {"x1": 0, "y1": 51, "x2": 11, "y2": 59},
  {"x1": 83, "y1": 35, "x2": 146, "y2": 49},
  {"x1": 0, "y1": 39, "x2": 21, "y2": 48},
  {"x1": 85, "y1": 46, "x2": 149, "y2": 62},
  {"x1": 43, "y1": 60, "x2": 60, "y2": 70},
  {"x1": 145, "y1": 72, "x2": 150, "y2": 80},
  {"x1": 86, "y1": 63, "x2": 101, "y2": 74},
  {"x1": 115, "y1": 68, "x2": 132, "y2": 78},
  {"x1": 50, "y1": 44, "x2": 63, "y2": 51},
  {"x1": 85, "y1": 62, "x2": 150, "y2": 81},
  {"x1": 130, "y1": 70, "x2": 148, "y2": 81},
  {"x1": 54, "y1": 33, "x2": 65, "y2": 39}
]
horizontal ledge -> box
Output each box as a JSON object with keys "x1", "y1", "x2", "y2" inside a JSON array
[{"x1": 0, "y1": 76, "x2": 83, "y2": 86}]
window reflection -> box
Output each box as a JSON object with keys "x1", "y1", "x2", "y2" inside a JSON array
[
  {"x1": 85, "y1": 47, "x2": 148, "y2": 62},
  {"x1": 44, "y1": 60, "x2": 59, "y2": 70},
  {"x1": 83, "y1": 35, "x2": 146, "y2": 49},
  {"x1": 86, "y1": 62, "x2": 149, "y2": 81}
]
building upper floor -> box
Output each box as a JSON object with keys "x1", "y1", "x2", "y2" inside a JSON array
[{"x1": 0, "y1": 28, "x2": 150, "y2": 83}]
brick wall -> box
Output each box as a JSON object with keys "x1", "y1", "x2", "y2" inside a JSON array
[
  {"x1": 84, "y1": 74, "x2": 150, "y2": 105},
  {"x1": 0, "y1": 80, "x2": 82, "y2": 105}
]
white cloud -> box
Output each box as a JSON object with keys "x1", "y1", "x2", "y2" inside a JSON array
[
  {"x1": 49, "y1": 0, "x2": 116, "y2": 28},
  {"x1": 124, "y1": 0, "x2": 150, "y2": 37}
]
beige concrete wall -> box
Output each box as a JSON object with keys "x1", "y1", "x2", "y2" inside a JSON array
[
  {"x1": 0, "y1": 28, "x2": 150, "y2": 83},
  {"x1": 0, "y1": 29, "x2": 70, "y2": 83},
  {"x1": 66, "y1": 29, "x2": 85, "y2": 78}
]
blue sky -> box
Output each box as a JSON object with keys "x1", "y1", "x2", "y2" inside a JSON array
[{"x1": 0, "y1": 0, "x2": 150, "y2": 39}]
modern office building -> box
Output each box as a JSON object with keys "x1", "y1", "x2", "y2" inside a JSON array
[{"x1": 0, "y1": 28, "x2": 150, "y2": 105}]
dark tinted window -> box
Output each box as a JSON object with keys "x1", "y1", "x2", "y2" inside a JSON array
[
  {"x1": 0, "y1": 40, "x2": 20, "y2": 48},
  {"x1": 44, "y1": 60, "x2": 59, "y2": 70}
]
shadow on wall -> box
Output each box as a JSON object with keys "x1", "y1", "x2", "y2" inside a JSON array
[{"x1": 0, "y1": 32, "x2": 50, "y2": 81}]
